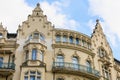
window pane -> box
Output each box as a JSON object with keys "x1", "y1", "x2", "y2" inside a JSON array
[
  {"x1": 34, "y1": 33, "x2": 39, "y2": 38},
  {"x1": 72, "y1": 57, "x2": 79, "y2": 69},
  {"x1": 32, "y1": 49, "x2": 37, "y2": 60},
  {"x1": 24, "y1": 76, "x2": 28, "y2": 80},
  {"x1": 30, "y1": 76, "x2": 35, "y2": 80},
  {"x1": 40, "y1": 34, "x2": 44, "y2": 41},
  {"x1": 57, "y1": 55, "x2": 64, "y2": 66},
  {"x1": 76, "y1": 38, "x2": 79, "y2": 45},
  {"x1": 69, "y1": 36, "x2": 73, "y2": 43},
  {"x1": 63, "y1": 35, "x2": 67, "y2": 42},
  {"x1": 40, "y1": 51, "x2": 43, "y2": 61},
  {"x1": 0, "y1": 57, "x2": 3, "y2": 67},
  {"x1": 0, "y1": 33, "x2": 3, "y2": 38},
  {"x1": 57, "y1": 55, "x2": 64, "y2": 62},
  {"x1": 56, "y1": 35, "x2": 60, "y2": 42}
]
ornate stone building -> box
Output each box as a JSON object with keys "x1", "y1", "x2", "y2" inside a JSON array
[{"x1": 0, "y1": 3, "x2": 119, "y2": 80}]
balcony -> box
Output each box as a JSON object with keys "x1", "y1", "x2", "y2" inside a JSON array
[
  {"x1": 24, "y1": 38, "x2": 46, "y2": 47},
  {"x1": 0, "y1": 63, "x2": 15, "y2": 76},
  {"x1": 52, "y1": 62, "x2": 100, "y2": 80}
]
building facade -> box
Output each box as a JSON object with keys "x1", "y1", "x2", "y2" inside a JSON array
[{"x1": 0, "y1": 3, "x2": 120, "y2": 80}]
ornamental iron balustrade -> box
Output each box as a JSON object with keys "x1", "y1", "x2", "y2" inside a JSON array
[{"x1": 53, "y1": 62, "x2": 100, "y2": 77}]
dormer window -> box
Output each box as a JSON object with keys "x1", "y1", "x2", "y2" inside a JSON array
[{"x1": 0, "y1": 33, "x2": 3, "y2": 38}]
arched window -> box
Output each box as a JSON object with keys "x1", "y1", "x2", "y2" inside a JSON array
[
  {"x1": 86, "y1": 60, "x2": 92, "y2": 73},
  {"x1": 102, "y1": 65, "x2": 111, "y2": 80},
  {"x1": 0, "y1": 33, "x2": 3, "y2": 38},
  {"x1": 57, "y1": 55, "x2": 64, "y2": 62},
  {"x1": 69, "y1": 36, "x2": 73, "y2": 44},
  {"x1": 32, "y1": 49, "x2": 37, "y2": 60},
  {"x1": 86, "y1": 60, "x2": 91, "y2": 68},
  {"x1": 63, "y1": 35, "x2": 67, "y2": 42},
  {"x1": 24, "y1": 71, "x2": 41, "y2": 80},
  {"x1": 56, "y1": 54, "x2": 64, "y2": 67},
  {"x1": 57, "y1": 78, "x2": 64, "y2": 80},
  {"x1": 72, "y1": 57, "x2": 79, "y2": 69},
  {"x1": 76, "y1": 38, "x2": 79, "y2": 45},
  {"x1": 56, "y1": 35, "x2": 61, "y2": 42}
]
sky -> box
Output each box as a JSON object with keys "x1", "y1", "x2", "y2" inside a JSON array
[{"x1": 0, "y1": 0, "x2": 120, "y2": 60}]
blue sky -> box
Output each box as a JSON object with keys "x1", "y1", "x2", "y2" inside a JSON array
[{"x1": 0, "y1": 0, "x2": 119, "y2": 60}]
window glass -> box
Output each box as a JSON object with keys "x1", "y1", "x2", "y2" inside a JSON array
[
  {"x1": 56, "y1": 35, "x2": 61, "y2": 42},
  {"x1": 40, "y1": 34, "x2": 44, "y2": 41},
  {"x1": 24, "y1": 76, "x2": 28, "y2": 80},
  {"x1": 40, "y1": 51, "x2": 43, "y2": 61},
  {"x1": 0, "y1": 57, "x2": 3, "y2": 67},
  {"x1": 34, "y1": 33, "x2": 39, "y2": 38},
  {"x1": 63, "y1": 35, "x2": 67, "y2": 42},
  {"x1": 32, "y1": 49, "x2": 37, "y2": 60},
  {"x1": 0, "y1": 33, "x2": 3, "y2": 38},
  {"x1": 30, "y1": 76, "x2": 35, "y2": 80},
  {"x1": 24, "y1": 71, "x2": 41, "y2": 80},
  {"x1": 76, "y1": 38, "x2": 79, "y2": 45},
  {"x1": 69, "y1": 36, "x2": 73, "y2": 43},
  {"x1": 57, "y1": 55, "x2": 64, "y2": 62},
  {"x1": 86, "y1": 61, "x2": 92, "y2": 73},
  {"x1": 72, "y1": 57, "x2": 79, "y2": 69}
]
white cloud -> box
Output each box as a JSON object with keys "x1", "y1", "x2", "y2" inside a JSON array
[
  {"x1": 40, "y1": 1, "x2": 79, "y2": 30},
  {"x1": 0, "y1": 0, "x2": 32, "y2": 32},
  {"x1": 88, "y1": 0, "x2": 120, "y2": 47},
  {"x1": 0, "y1": 0, "x2": 79, "y2": 33}
]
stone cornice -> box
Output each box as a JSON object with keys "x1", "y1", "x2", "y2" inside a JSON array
[{"x1": 52, "y1": 43, "x2": 95, "y2": 57}]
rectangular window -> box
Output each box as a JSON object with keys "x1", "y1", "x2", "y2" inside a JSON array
[{"x1": 32, "y1": 49, "x2": 37, "y2": 60}]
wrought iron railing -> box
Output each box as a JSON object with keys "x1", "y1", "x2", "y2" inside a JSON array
[
  {"x1": 53, "y1": 62, "x2": 100, "y2": 77},
  {"x1": 0, "y1": 63, "x2": 15, "y2": 70}
]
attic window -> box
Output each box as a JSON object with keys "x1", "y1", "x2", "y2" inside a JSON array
[{"x1": 0, "y1": 33, "x2": 3, "y2": 38}]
